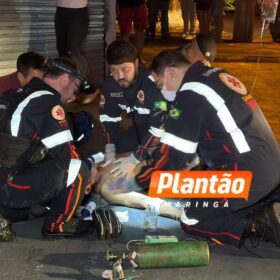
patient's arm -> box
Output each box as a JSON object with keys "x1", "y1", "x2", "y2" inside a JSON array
[{"x1": 95, "y1": 157, "x2": 182, "y2": 220}]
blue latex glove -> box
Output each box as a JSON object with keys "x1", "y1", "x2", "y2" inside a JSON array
[{"x1": 102, "y1": 143, "x2": 116, "y2": 167}]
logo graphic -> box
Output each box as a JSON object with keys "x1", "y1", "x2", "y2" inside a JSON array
[
  {"x1": 137, "y1": 90, "x2": 145, "y2": 104},
  {"x1": 148, "y1": 171, "x2": 252, "y2": 201},
  {"x1": 154, "y1": 101, "x2": 167, "y2": 111},
  {"x1": 169, "y1": 108, "x2": 182, "y2": 120},
  {"x1": 51, "y1": 105, "x2": 65, "y2": 121},
  {"x1": 219, "y1": 73, "x2": 247, "y2": 95}
]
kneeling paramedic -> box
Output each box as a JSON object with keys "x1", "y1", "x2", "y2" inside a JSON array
[
  {"x1": 0, "y1": 57, "x2": 120, "y2": 239},
  {"x1": 111, "y1": 50, "x2": 280, "y2": 248}
]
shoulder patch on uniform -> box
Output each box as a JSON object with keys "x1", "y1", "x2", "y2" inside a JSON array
[
  {"x1": 169, "y1": 108, "x2": 182, "y2": 120},
  {"x1": 137, "y1": 90, "x2": 145, "y2": 103},
  {"x1": 52, "y1": 105, "x2": 65, "y2": 121},
  {"x1": 154, "y1": 101, "x2": 167, "y2": 111},
  {"x1": 219, "y1": 73, "x2": 247, "y2": 95},
  {"x1": 99, "y1": 94, "x2": 106, "y2": 108}
]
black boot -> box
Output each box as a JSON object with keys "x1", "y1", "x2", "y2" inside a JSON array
[
  {"x1": 243, "y1": 202, "x2": 280, "y2": 247},
  {"x1": 92, "y1": 208, "x2": 122, "y2": 240},
  {"x1": 41, "y1": 218, "x2": 94, "y2": 240}
]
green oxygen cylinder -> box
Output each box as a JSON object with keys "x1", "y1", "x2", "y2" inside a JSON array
[{"x1": 128, "y1": 241, "x2": 210, "y2": 269}]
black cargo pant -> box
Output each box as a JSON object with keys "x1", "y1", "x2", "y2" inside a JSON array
[
  {"x1": 0, "y1": 159, "x2": 89, "y2": 232},
  {"x1": 181, "y1": 178, "x2": 280, "y2": 247},
  {"x1": 148, "y1": 0, "x2": 170, "y2": 37},
  {"x1": 55, "y1": 6, "x2": 89, "y2": 77}
]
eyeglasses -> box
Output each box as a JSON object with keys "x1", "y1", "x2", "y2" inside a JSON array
[{"x1": 69, "y1": 76, "x2": 81, "y2": 94}]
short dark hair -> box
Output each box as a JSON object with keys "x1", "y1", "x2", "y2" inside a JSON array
[
  {"x1": 151, "y1": 50, "x2": 188, "y2": 75},
  {"x1": 106, "y1": 40, "x2": 137, "y2": 65},
  {"x1": 16, "y1": 51, "x2": 46, "y2": 77},
  {"x1": 43, "y1": 57, "x2": 80, "y2": 79}
]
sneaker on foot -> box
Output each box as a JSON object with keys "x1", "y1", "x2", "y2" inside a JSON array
[
  {"x1": 41, "y1": 218, "x2": 93, "y2": 240},
  {"x1": 0, "y1": 215, "x2": 16, "y2": 241},
  {"x1": 92, "y1": 208, "x2": 122, "y2": 240},
  {"x1": 243, "y1": 203, "x2": 280, "y2": 247}
]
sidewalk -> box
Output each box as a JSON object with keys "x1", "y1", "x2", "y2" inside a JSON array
[{"x1": 141, "y1": 13, "x2": 280, "y2": 143}]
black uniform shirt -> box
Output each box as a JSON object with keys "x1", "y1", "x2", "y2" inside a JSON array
[
  {"x1": 99, "y1": 66, "x2": 165, "y2": 152},
  {"x1": 0, "y1": 78, "x2": 87, "y2": 188},
  {"x1": 136, "y1": 61, "x2": 280, "y2": 195}
]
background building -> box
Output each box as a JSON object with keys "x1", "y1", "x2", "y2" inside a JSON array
[{"x1": 0, "y1": 0, "x2": 116, "y2": 86}]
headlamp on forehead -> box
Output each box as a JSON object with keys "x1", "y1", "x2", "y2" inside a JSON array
[{"x1": 43, "y1": 58, "x2": 91, "y2": 92}]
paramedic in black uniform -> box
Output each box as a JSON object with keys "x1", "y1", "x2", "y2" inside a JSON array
[
  {"x1": 119, "y1": 50, "x2": 280, "y2": 248},
  {"x1": 0, "y1": 57, "x2": 96, "y2": 239},
  {"x1": 99, "y1": 39, "x2": 164, "y2": 166}
]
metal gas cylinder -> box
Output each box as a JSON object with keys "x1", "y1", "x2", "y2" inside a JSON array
[{"x1": 128, "y1": 241, "x2": 210, "y2": 269}]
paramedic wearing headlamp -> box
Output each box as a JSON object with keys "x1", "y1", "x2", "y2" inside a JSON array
[{"x1": 0, "y1": 57, "x2": 97, "y2": 239}]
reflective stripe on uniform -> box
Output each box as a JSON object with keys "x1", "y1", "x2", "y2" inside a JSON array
[
  {"x1": 148, "y1": 74, "x2": 155, "y2": 82},
  {"x1": 160, "y1": 131, "x2": 198, "y2": 153},
  {"x1": 11, "y1": 90, "x2": 54, "y2": 136},
  {"x1": 149, "y1": 126, "x2": 165, "y2": 137},
  {"x1": 67, "y1": 159, "x2": 82, "y2": 187},
  {"x1": 133, "y1": 106, "x2": 150, "y2": 114},
  {"x1": 41, "y1": 130, "x2": 73, "y2": 149},
  {"x1": 217, "y1": 104, "x2": 250, "y2": 153},
  {"x1": 118, "y1": 104, "x2": 131, "y2": 113},
  {"x1": 118, "y1": 104, "x2": 150, "y2": 114},
  {"x1": 180, "y1": 82, "x2": 251, "y2": 153},
  {"x1": 100, "y1": 114, "x2": 122, "y2": 123}
]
